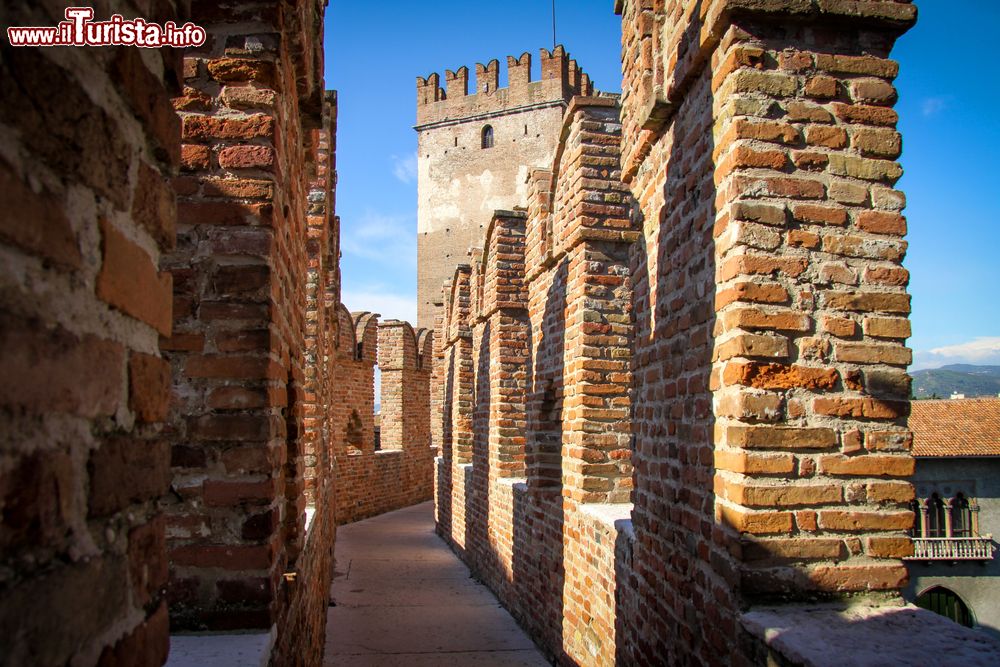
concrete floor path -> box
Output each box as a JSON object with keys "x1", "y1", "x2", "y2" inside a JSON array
[{"x1": 324, "y1": 501, "x2": 549, "y2": 666}]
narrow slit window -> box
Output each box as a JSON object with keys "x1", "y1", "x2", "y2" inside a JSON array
[{"x1": 481, "y1": 124, "x2": 494, "y2": 149}]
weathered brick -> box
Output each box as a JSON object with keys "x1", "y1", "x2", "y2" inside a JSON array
[
  {"x1": 0, "y1": 157, "x2": 81, "y2": 269},
  {"x1": 834, "y1": 342, "x2": 911, "y2": 366},
  {"x1": 818, "y1": 455, "x2": 915, "y2": 477},
  {"x1": 0, "y1": 315, "x2": 125, "y2": 417},
  {"x1": 129, "y1": 352, "x2": 171, "y2": 423},
  {"x1": 855, "y1": 210, "x2": 906, "y2": 235},
  {"x1": 723, "y1": 361, "x2": 838, "y2": 390},
  {"x1": 823, "y1": 291, "x2": 910, "y2": 313},
  {"x1": 791, "y1": 203, "x2": 847, "y2": 226},
  {"x1": 719, "y1": 425, "x2": 838, "y2": 450},
  {"x1": 807, "y1": 563, "x2": 907, "y2": 592},
  {"x1": 89, "y1": 437, "x2": 170, "y2": 517},
  {"x1": 818, "y1": 510, "x2": 912, "y2": 531},
  {"x1": 218, "y1": 145, "x2": 275, "y2": 170},
  {"x1": 97, "y1": 218, "x2": 173, "y2": 336}
]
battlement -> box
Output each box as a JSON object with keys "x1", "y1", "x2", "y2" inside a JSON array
[{"x1": 415, "y1": 45, "x2": 595, "y2": 127}]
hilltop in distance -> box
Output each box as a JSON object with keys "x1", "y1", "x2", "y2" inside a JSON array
[{"x1": 912, "y1": 364, "x2": 1000, "y2": 398}]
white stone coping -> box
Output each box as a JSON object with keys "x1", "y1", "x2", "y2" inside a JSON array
[
  {"x1": 742, "y1": 602, "x2": 1000, "y2": 666},
  {"x1": 578, "y1": 502, "x2": 635, "y2": 541},
  {"x1": 167, "y1": 630, "x2": 274, "y2": 667},
  {"x1": 496, "y1": 476, "x2": 529, "y2": 494},
  {"x1": 304, "y1": 507, "x2": 315, "y2": 535}
]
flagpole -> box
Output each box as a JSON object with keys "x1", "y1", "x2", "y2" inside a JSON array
[{"x1": 552, "y1": 0, "x2": 557, "y2": 50}]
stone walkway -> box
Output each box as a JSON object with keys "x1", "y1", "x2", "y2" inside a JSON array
[{"x1": 324, "y1": 501, "x2": 549, "y2": 666}]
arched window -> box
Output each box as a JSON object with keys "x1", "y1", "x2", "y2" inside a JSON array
[
  {"x1": 481, "y1": 124, "x2": 494, "y2": 149},
  {"x1": 952, "y1": 493, "x2": 972, "y2": 537},
  {"x1": 914, "y1": 492, "x2": 981, "y2": 539},
  {"x1": 926, "y1": 493, "x2": 947, "y2": 537},
  {"x1": 916, "y1": 587, "x2": 974, "y2": 627}
]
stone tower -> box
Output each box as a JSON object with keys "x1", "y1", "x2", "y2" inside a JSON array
[{"x1": 414, "y1": 45, "x2": 595, "y2": 327}]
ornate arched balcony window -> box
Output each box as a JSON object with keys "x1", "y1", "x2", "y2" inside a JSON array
[{"x1": 909, "y1": 491, "x2": 993, "y2": 561}]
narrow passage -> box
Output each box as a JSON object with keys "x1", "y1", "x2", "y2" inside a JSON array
[{"x1": 324, "y1": 502, "x2": 548, "y2": 666}]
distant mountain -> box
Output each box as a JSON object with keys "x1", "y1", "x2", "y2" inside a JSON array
[{"x1": 911, "y1": 364, "x2": 1000, "y2": 399}]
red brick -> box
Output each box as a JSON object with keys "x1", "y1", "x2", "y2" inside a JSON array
[
  {"x1": 722, "y1": 362, "x2": 838, "y2": 390},
  {"x1": 129, "y1": 352, "x2": 171, "y2": 423},
  {"x1": 818, "y1": 454, "x2": 914, "y2": 477},
  {"x1": 0, "y1": 156, "x2": 81, "y2": 269},
  {"x1": 207, "y1": 58, "x2": 277, "y2": 86},
  {"x1": 203, "y1": 479, "x2": 274, "y2": 506},
  {"x1": 128, "y1": 517, "x2": 168, "y2": 607},
  {"x1": 182, "y1": 115, "x2": 275, "y2": 142},
  {"x1": 180, "y1": 144, "x2": 210, "y2": 171},
  {"x1": 89, "y1": 437, "x2": 170, "y2": 517},
  {"x1": 0, "y1": 315, "x2": 125, "y2": 417},
  {"x1": 97, "y1": 218, "x2": 173, "y2": 336},
  {"x1": 808, "y1": 564, "x2": 907, "y2": 592},
  {"x1": 169, "y1": 544, "x2": 272, "y2": 570},
  {"x1": 218, "y1": 145, "x2": 275, "y2": 170}
]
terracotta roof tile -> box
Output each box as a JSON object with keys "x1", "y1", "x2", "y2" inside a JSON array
[{"x1": 909, "y1": 398, "x2": 1000, "y2": 457}]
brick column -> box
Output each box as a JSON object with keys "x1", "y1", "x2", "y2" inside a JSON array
[
  {"x1": 483, "y1": 212, "x2": 531, "y2": 478},
  {"x1": 164, "y1": 1, "x2": 327, "y2": 632},
  {"x1": 550, "y1": 98, "x2": 636, "y2": 504},
  {"x1": 448, "y1": 267, "x2": 475, "y2": 465},
  {"x1": 377, "y1": 320, "x2": 419, "y2": 450},
  {"x1": 707, "y1": 1, "x2": 916, "y2": 598},
  {"x1": 617, "y1": 0, "x2": 917, "y2": 661}
]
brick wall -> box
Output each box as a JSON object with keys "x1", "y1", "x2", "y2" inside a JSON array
[
  {"x1": 0, "y1": 1, "x2": 183, "y2": 664},
  {"x1": 434, "y1": 0, "x2": 922, "y2": 663},
  {"x1": 333, "y1": 314, "x2": 435, "y2": 525},
  {"x1": 435, "y1": 97, "x2": 635, "y2": 663},
  {"x1": 162, "y1": 2, "x2": 338, "y2": 662}
]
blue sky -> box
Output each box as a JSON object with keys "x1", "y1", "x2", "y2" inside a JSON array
[{"x1": 326, "y1": 1, "x2": 1000, "y2": 370}]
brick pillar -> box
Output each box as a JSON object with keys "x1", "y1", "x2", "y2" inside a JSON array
[
  {"x1": 706, "y1": 1, "x2": 916, "y2": 598},
  {"x1": 449, "y1": 267, "x2": 474, "y2": 465},
  {"x1": 552, "y1": 98, "x2": 636, "y2": 504},
  {"x1": 164, "y1": 2, "x2": 325, "y2": 631},
  {"x1": 483, "y1": 212, "x2": 531, "y2": 477},
  {"x1": 414, "y1": 329, "x2": 434, "y2": 454},
  {"x1": 303, "y1": 116, "x2": 336, "y2": 504},
  {"x1": 430, "y1": 297, "x2": 448, "y2": 458},
  {"x1": 377, "y1": 320, "x2": 419, "y2": 450},
  {"x1": 618, "y1": 0, "x2": 917, "y2": 661}
]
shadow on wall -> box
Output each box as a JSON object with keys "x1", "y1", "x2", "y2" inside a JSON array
[
  {"x1": 512, "y1": 259, "x2": 569, "y2": 659},
  {"x1": 466, "y1": 319, "x2": 491, "y2": 575},
  {"x1": 613, "y1": 3, "x2": 724, "y2": 656}
]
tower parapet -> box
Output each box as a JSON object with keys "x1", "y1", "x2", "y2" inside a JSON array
[{"x1": 415, "y1": 45, "x2": 595, "y2": 127}]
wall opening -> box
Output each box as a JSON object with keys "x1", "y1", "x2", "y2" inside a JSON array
[
  {"x1": 481, "y1": 124, "x2": 494, "y2": 149},
  {"x1": 916, "y1": 587, "x2": 974, "y2": 628}
]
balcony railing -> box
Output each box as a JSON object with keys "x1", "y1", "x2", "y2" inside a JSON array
[{"x1": 907, "y1": 536, "x2": 995, "y2": 561}]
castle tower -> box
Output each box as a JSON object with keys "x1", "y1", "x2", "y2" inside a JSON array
[{"x1": 414, "y1": 46, "x2": 595, "y2": 327}]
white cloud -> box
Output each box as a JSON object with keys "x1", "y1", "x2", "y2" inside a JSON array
[
  {"x1": 340, "y1": 209, "x2": 416, "y2": 266},
  {"x1": 921, "y1": 96, "x2": 949, "y2": 117},
  {"x1": 912, "y1": 337, "x2": 1000, "y2": 370},
  {"x1": 340, "y1": 286, "x2": 417, "y2": 325},
  {"x1": 391, "y1": 152, "x2": 417, "y2": 184}
]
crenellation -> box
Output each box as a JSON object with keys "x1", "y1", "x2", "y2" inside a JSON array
[
  {"x1": 445, "y1": 66, "x2": 469, "y2": 99},
  {"x1": 416, "y1": 72, "x2": 444, "y2": 107},
  {"x1": 475, "y1": 59, "x2": 499, "y2": 94},
  {"x1": 415, "y1": 45, "x2": 595, "y2": 128},
  {"x1": 506, "y1": 51, "x2": 532, "y2": 89},
  {"x1": 416, "y1": 46, "x2": 600, "y2": 327}
]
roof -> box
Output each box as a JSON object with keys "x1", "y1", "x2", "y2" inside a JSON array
[{"x1": 909, "y1": 398, "x2": 1000, "y2": 457}]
